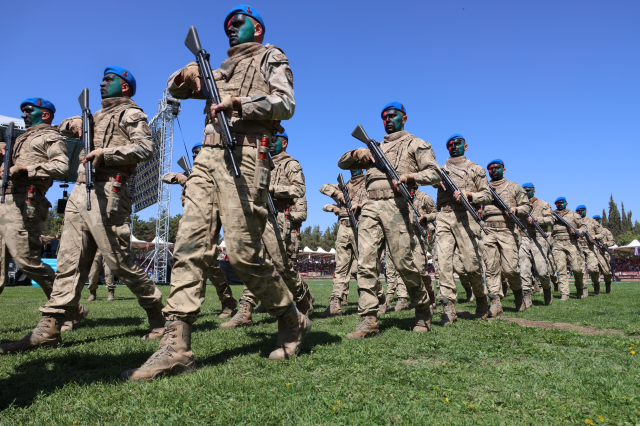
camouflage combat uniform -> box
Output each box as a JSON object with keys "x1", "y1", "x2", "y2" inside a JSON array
[
  {"x1": 87, "y1": 250, "x2": 115, "y2": 292},
  {"x1": 600, "y1": 227, "x2": 615, "y2": 293},
  {"x1": 551, "y1": 208, "x2": 587, "y2": 298},
  {"x1": 483, "y1": 178, "x2": 531, "y2": 314},
  {"x1": 578, "y1": 217, "x2": 605, "y2": 294},
  {"x1": 519, "y1": 197, "x2": 554, "y2": 300},
  {"x1": 0, "y1": 123, "x2": 69, "y2": 298},
  {"x1": 338, "y1": 130, "x2": 441, "y2": 334}
]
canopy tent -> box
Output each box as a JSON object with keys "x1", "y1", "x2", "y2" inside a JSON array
[
  {"x1": 612, "y1": 239, "x2": 640, "y2": 254},
  {"x1": 300, "y1": 246, "x2": 335, "y2": 259},
  {"x1": 219, "y1": 240, "x2": 226, "y2": 248}
]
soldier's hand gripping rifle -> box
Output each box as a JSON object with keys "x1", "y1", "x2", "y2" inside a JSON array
[
  {"x1": 438, "y1": 167, "x2": 488, "y2": 235},
  {"x1": 488, "y1": 186, "x2": 531, "y2": 240},
  {"x1": 552, "y1": 211, "x2": 584, "y2": 239},
  {"x1": 582, "y1": 230, "x2": 618, "y2": 281},
  {"x1": 351, "y1": 124, "x2": 429, "y2": 245},
  {"x1": 1, "y1": 122, "x2": 15, "y2": 203},
  {"x1": 337, "y1": 173, "x2": 358, "y2": 245},
  {"x1": 525, "y1": 214, "x2": 550, "y2": 244},
  {"x1": 185, "y1": 26, "x2": 240, "y2": 178},
  {"x1": 79, "y1": 88, "x2": 94, "y2": 211},
  {"x1": 177, "y1": 156, "x2": 191, "y2": 177}
]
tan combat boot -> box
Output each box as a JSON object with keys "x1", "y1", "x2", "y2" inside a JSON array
[
  {"x1": 220, "y1": 301, "x2": 253, "y2": 329},
  {"x1": 340, "y1": 294, "x2": 348, "y2": 306},
  {"x1": 254, "y1": 303, "x2": 267, "y2": 314},
  {"x1": 543, "y1": 287, "x2": 553, "y2": 305},
  {"x1": 533, "y1": 280, "x2": 539, "y2": 294},
  {"x1": 523, "y1": 291, "x2": 533, "y2": 309},
  {"x1": 87, "y1": 290, "x2": 97, "y2": 302},
  {"x1": 379, "y1": 294, "x2": 393, "y2": 315},
  {"x1": 502, "y1": 281, "x2": 510, "y2": 298},
  {"x1": 465, "y1": 287, "x2": 475, "y2": 303},
  {"x1": 413, "y1": 306, "x2": 432, "y2": 332},
  {"x1": 142, "y1": 305, "x2": 166, "y2": 341},
  {"x1": 513, "y1": 290, "x2": 525, "y2": 312},
  {"x1": 296, "y1": 291, "x2": 314, "y2": 317},
  {"x1": 107, "y1": 289, "x2": 115, "y2": 302},
  {"x1": 605, "y1": 282, "x2": 612, "y2": 294},
  {"x1": 394, "y1": 298, "x2": 410, "y2": 312},
  {"x1": 0, "y1": 315, "x2": 62, "y2": 354},
  {"x1": 218, "y1": 298, "x2": 238, "y2": 318},
  {"x1": 61, "y1": 304, "x2": 89, "y2": 331},
  {"x1": 268, "y1": 305, "x2": 311, "y2": 360},
  {"x1": 121, "y1": 320, "x2": 196, "y2": 382},
  {"x1": 439, "y1": 299, "x2": 458, "y2": 326},
  {"x1": 475, "y1": 295, "x2": 489, "y2": 319},
  {"x1": 583, "y1": 286, "x2": 589, "y2": 298},
  {"x1": 593, "y1": 282, "x2": 601, "y2": 295},
  {"x1": 488, "y1": 295, "x2": 503, "y2": 318},
  {"x1": 560, "y1": 294, "x2": 570, "y2": 301},
  {"x1": 316, "y1": 297, "x2": 342, "y2": 318},
  {"x1": 345, "y1": 314, "x2": 379, "y2": 340}
]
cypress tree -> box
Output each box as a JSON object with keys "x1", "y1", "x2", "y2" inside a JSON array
[
  {"x1": 607, "y1": 194, "x2": 622, "y2": 237},
  {"x1": 601, "y1": 209, "x2": 608, "y2": 228}
]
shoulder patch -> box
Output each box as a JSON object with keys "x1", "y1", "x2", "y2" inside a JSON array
[
  {"x1": 128, "y1": 111, "x2": 147, "y2": 122},
  {"x1": 272, "y1": 53, "x2": 289, "y2": 62},
  {"x1": 285, "y1": 68, "x2": 294, "y2": 84}
]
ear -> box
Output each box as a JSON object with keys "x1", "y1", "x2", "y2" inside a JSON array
[
  {"x1": 41, "y1": 109, "x2": 53, "y2": 124},
  {"x1": 282, "y1": 139, "x2": 289, "y2": 150},
  {"x1": 252, "y1": 18, "x2": 264, "y2": 43},
  {"x1": 401, "y1": 114, "x2": 408, "y2": 125},
  {"x1": 463, "y1": 143, "x2": 469, "y2": 152},
  {"x1": 502, "y1": 167, "x2": 507, "y2": 174},
  {"x1": 120, "y1": 78, "x2": 133, "y2": 96}
]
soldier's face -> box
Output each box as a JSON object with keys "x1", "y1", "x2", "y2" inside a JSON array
[
  {"x1": 447, "y1": 138, "x2": 466, "y2": 157},
  {"x1": 192, "y1": 147, "x2": 201, "y2": 160},
  {"x1": 577, "y1": 209, "x2": 587, "y2": 218},
  {"x1": 270, "y1": 137, "x2": 285, "y2": 155},
  {"x1": 21, "y1": 105, "x2": 43, "y2": 128},
  {"x1": 488, "y1": 163, "x2": 503, "y2": 180},
  {"x1": 226, "y1": 14, "x2": 255, "y2": 47},
  {"x1": 556, "y1": 200, "x2": 567, "y2": 210},
  {"x1": 596, "y1": 218, "x2": 602, "y2": 225},
  {"x1": 382, "y1": 109, "x2": 405, "y2": 134},
  {"x1": 351, "y1": 169, "x2": 363, "y2": 177},
  {"x1": 100, "y1": 73, "x2": 122, "y2": 99},
  {"x1": 524, "y1": 187, "x2": 535, "y2": 198}
]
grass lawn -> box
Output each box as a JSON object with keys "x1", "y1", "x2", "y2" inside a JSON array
[{"x1": 0, "y1": 280, "x2": 639, "y2": 425}]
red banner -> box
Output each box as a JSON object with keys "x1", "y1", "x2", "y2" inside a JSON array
[{"x1": 616, "y1": 271, "x2": 640, "y2": 277}]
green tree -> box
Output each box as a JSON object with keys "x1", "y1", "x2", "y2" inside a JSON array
[
  {"x1": 320, "y1": 222, "x2": 339, "y2": 250},
  {"x1": 606, "y1": 194, "x2": 621, "y2": 237},
  {"x1": 634, "y1": 220, "x2": 640, "y2": 235},
  {"x1": 132, "y1": 214, "x2": 156, "y2": 242},
  {"x1": 301, "y1": 225, "x2": 322, "y2": 250},
  {"x1": 615, "y1": 231, "x2": 639, "y2": 247},
  {"x1": 169, "y1": 214, "x2": 182, "y2": 243},
  {"x1": 43, "y1": 202, "x2": 64, "y2": 237},
  {"x1": 601, "y1": 208, "x2": 608, "y2": 228},
  {"x1": 621, "y1": 203, "x2": 632, "y2": 234}
]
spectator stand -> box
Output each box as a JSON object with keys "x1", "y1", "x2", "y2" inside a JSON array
[{"x1": 298, "y1": 247, "x2": 336, "y2": 279}]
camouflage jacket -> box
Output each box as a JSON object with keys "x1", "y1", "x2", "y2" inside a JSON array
[
  {"x1": 579, "y1": 217, "x2": 604, "y2": 246},
  {"x1": 526, "y1": 197, "x2": 554, "y2": 235},
  {"x1": 320, "y1": 174, "x2": 366, "y2": 221},
  {"x1": 436, "y1": 156, "x2": 492, "y2": 209},
  {"x1": 602, "y1": 227, "x2": 615, "y2": 247},
  {"x1": 552, "y1": 208, "x2": 587, "y2": 239},
  {"x1": 270, "y1": 151, "x2": 305, "y2": 206},
  {"x1": 484, "y1": 178, "x2": 532, "y2": 223}
]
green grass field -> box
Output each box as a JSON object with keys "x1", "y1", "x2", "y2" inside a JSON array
[{"x1": 0, "y1": 281, "x2": 638, "y2": 425}]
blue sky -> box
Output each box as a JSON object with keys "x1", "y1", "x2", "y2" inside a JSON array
[{"x1": 2, "y1": 0, "x2": 638, "y2": 238}]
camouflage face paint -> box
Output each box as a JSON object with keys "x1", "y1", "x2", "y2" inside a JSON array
[
  {"x1": 556, "y1": 201, "x2": 567, "y2": 210},
  {"x1": 227, "y1": 14, "x2": 255, "y2": 46},
  {"x1": 192, "y1": 147, "x2": 201, "y2": 161},
  {"x1": 270, "y1": 137, "x2": 284, "y2": 155},
  {"x1": 525, "y1": 188, "x2": 534, "y2": 199},
  {"x1": 447, "y1": 138, "x2": 465, "y2": 157},
  {"x1": 577, "y1": 209, "x2": 587, "y2": 218},
  {"x1": 383, "y1": 109, "x2": 404, "y2": 134},
  {"x1": 350, "y1": 169, "x2": 363, "y2": 177},
  {"x1": 20, "y1": 105, "x2": 43, "y2": 128},
  {"x1": 488, "y1": 163, "x2": 503, "y2": 180},
  {"x1": 100, "y1": 73, "x2": 122, "y2": 99}
]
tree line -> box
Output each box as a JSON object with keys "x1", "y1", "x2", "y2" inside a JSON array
[
  {"x1": 601, "y1": 194, "x2": 640, "y2": 246},
  {"x1": 300, "y1": 222, "x2": 339, "y2": 251}
]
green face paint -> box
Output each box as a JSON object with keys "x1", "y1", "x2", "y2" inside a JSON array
[
  {"x1": 578, "y1": 209, "x2": 587, "y2": 218},
  {"x1": 272, "y1": 137, "x2": 284, "y2": 155},
  {"x1": 393, "y1": 113, "x2": 403, "y2": 131},
  {"x1": 30, "y1": 107, "x2": 43, "y2": 126},
  {"x1": 107, "y1": 76, "x2": 122, "y2": 98},
  {"x1": 525, "y1": 188, "x2": 534, "y2": 199},
  {"x1": 237, "y1": 18, "x2": 255, "y2": 44},
  {"x1": 556, "y1": 201, "x2": 567, "y2": 210},
  {"x1": 488, "y1": 164, "x2": 503, "y2": 181}
]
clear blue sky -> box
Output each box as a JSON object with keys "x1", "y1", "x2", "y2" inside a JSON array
[{"x1": 2, "y1": 0, "x2": 638, "y2": 237}]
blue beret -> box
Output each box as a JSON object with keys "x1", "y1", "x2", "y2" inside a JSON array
[
  {"x1": 576, "y1": 205, "x2": 587, "y2": 211},
  {"x1": 592, "y1": 215, "x2": 601, "y2": 219},
  {"x1": 224, "y1": 5, "x2": 265, "y2": 34},
  {"x1": 381, "y1": 102, "x2": 406, "y2": 118},
  {"x1": 447, "y1": 134, "x2": 464, "y2": 144},
  {"x1": 104, "y1": 66, "x2": 136, "y2": 96},
  {"x1": 192, "y1": 142, "x2": 202, "y2": 151},
  {"x1": 522, "y1": 182, "x2": 534, "y2": 188},
  {"x1": 555, "y1": 197, "x2": 566, "y2": 203},
  {"x1": 276, "y1": 131, "x2": 288, "y2": 140},
  {"x1": 20, "y1": 97, "x2": 56, "y2": 114},
  {"x1": 487, "y1": 159, "x2": 504, "y2": 169}
]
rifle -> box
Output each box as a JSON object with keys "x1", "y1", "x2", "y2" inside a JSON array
[
  {"x1": 525, "y1": 214, "x2": 550, "y2": 244},
  {"x1": 1, "y1": 122, "x2": 15, "y2": 203},
  {"x1": 79, "y1": 88, "x2": 94, "y2": 211},
  {"x1": 266, "y1": 194, "x2": 282, "y2": 233},
  {"x1": 177, "y1": 156, "x2": 191, "y2": 177},
  {"x1": 488, "y1": 186, "x2": 531, "y2": 240},
  {"x1": 552, "y1": 211, "x2": 584, "y2": 238},
  {"x1": 438, "y1": 167, "x2": 488, "y2": 235},
  {"x1": 185, "y1": 26, "x2": 239, "y2": 178},
  {"x1": 337, "y1": 173, "x2": 358, "y2": 245},
  {"x1": 350, "y1": 124, "x2": 429, "y2": 246},
  {"x1": 583, "y1": 230, "x2": 618, "y2": 281}
]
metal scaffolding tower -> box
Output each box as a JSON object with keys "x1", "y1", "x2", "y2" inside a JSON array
[{"x1": 147, "y1": 89, "x2": 180, "y2": 284}]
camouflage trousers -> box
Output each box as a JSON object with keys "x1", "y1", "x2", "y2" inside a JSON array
[
  {"x1": 548, "y1": 245, "x2": 559, "y2": 284},
  {"x1": 200, "y1": 264, "x2": 234, "y2": 303},
  {"x1": 579, "y1": 243, "x2": 601, "y2": 286},
  {"x1": 87, "y1": 251, "x2": 115, "y2": 291},
  {"x1": 435, "y1": 210, "x2": 486, "y2": 303},
  {"x1": 519, "y1": 235, "x2": 552, "y2": 292},
  {"x1": 330, "y1": 223, "x2": 357, "y2": 299},
  {"x1": 484, "y1": 226, "x2": 522, "y2": 298},
  {"x1": 40, "y1": 183, "x2": 163, "y2": 316},
  {"x1": 551, "y1": 237, "x2": 585, "y2": 296},
  {"x1": 356, "y1": 197, "x2": 429, "y2": 316},
  {"x1": 0, "y1": 193, "x2": 55, "y2": 298},
  {"x1": 164, "y1": 146, "x2": 293, "y2": 323},
  {"x1": 598, "y1": 251, "x2": 613, "y2": 284},
  {"x1": 385, "y1": 244, "x2": 408, "y2": 299},
  {"x1": 239, "y1": 212, "x2": 308, "y2": 306}
]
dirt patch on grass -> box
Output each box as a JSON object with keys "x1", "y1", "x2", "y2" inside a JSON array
[{"x1": 499, "y1": 317, "x2": 623, "y2": 335}]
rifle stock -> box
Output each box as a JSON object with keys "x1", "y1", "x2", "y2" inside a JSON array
[
  {"x1": 78, "y1": 88, "x2": 93, "y2": 211},
  {"x1": 1, "y1": 122, "x2": 14, "y2": 203}
]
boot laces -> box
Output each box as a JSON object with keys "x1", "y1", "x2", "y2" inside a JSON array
[{"x1": 355, "y1": 316, "x2": 374, "y2": 333}]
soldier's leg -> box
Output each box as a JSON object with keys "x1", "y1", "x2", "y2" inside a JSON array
[
  {"x1": 0, "y1": 237, "x2": 8, "y2": 296},
  {"x1": 87, "y1": 255, "x2": 102, "y2": 293},
  {"x1": 103, "y1": 257, "x2": 115, "y2": 291},
  {"x1": 318, "y1": 228, "x2": 352, "y2": 319},
  {"x1": 435, "y1": 213, "x2": 460, "y2": 304},
  {"x1": 453, "y1": 248, "x2": 474, "y2": 302},
  {"x1": 566, "y1": 242, "x2": 585, "y2": 296},
  {"x1": 385, "y1": 246, "x2": 400, "y2": 298},
  {"x1": 585, "y1": 247, "x2": 601, "y2": 290},
  {"x1": 451, "y1": 212, "x2": 486, "y2": 300},
  {"x1": 553, "y1": 245, "x2": 570, "y2": 299},
  {"x1": 519, "y1": 239, "x2": 535, "y2": 294}
]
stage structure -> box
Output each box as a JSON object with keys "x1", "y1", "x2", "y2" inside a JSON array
[{"x1": 130, "y1": 89, "x2": 181, "y2": 284}]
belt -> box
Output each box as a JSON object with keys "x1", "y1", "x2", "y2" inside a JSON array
[
  {"x1": 339, "y1": 219, "x2": 352, "y2": 227},
  {"x1": 368, "y1": 189, "x2": 401, "y2": 200},
  {"x1": 3, "y1": 185, "x2": 44, "y2": 196},
  {"x1": 203, "y1": 133, "x2": 261, "y2": 147},
  {"x1": 273, "y1": 202, "x2": 294, "y2": 213},
  {"x1": 439, "y1": 203, "x2": 467, "y2": 212},
  {"x1": 554, "y1": 235, "x2": 576, "y2": 241},
  {"x1": 484, "y1": 222, "x2": 517, "y2": 229},
  {"x1": 77, "y1": 173, "x2": 128, "y2": 184}
]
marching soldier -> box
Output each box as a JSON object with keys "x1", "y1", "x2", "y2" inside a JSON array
[
  {"x1": 576, "y1": 205, "x2": 603, "y2": 296},
  {"x1": 86, "y1": 250, "x2": 115, "y2": 302},
  {"x1": 593, "y1": 215, "x2": 615, "y2": 294}
]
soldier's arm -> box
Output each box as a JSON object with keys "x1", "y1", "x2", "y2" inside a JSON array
[
  {"x1": 420, "y1": 194, "x2": 438, "y2": 223},
  {"x1": 338, "y1": 150, "x2": 365, "y2": 170},
  {"x1": 593, "y1": 221, "x2": 604, "y2": 240},
  {"x1": 319, "y1": 183, "x2": 340, "y2": 199},
  {"x1": 162, "y1": 172, "x2": 179, "y2": 185},
  {"x1": 323, "y1": 204, "x2": 338, "y2": 213},
  {"x1": 574, "y1": 213, "x2": 588, "y2": 233},
  {"x1": 411, "y1": 140, "x2": 441, "y2": 186},
  {"x1": 290, "y1": 197, "x2": 307, "y2": 223},
  {"x1": 469, "y1": 166, "x2": 493, "y2": 205},
  {"x1": 537, "y1": 202, "x2": 555, "y2": 226},
  {"x1": 513, "y1": 185, "x2": 533, "y2": 216},
  {"x1": 27, "y1": 133, "x2": 69, "y2": 179},
  {"x1": 274, "y1": 162, "x2": 305, "y2": 199},
  {"x1": 59, "y1": 116, "x2": 82, "y2": 138},
  {"x1": 604, "y1": 230, "x2": 615, "y2": 246},
  {"x1": 103, "y1": 110, "x2": 154, "y2": 166},
  {"x1": 167, "y1": 63, "x2": 207, "y2": 100},
  {"x1": 241, "y1": 49, "x2": 295, "y2": 121}
]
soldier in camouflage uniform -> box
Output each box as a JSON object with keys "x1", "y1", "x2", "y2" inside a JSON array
[
  {"x1": 123, "y1": 5, "x2": 310, "y2": 381},
  {"x1": 86, "y1": 250, "x2": 116, "y2": 302},
  {"x1": 161, "y1": 142, "x2": 238, "y2": 318},
  {"x1": 0, "y1": 98, "x2": 68, "y2": 301},
  {"x1": 0, "y1": 68, "x2": 167, "y2": 356},
  {"x1": 338, "y1": 102, "x2": 440, "y2": 338},
  {"x1": 222, "y1": 131, "x2": 314, "y2": 327},
  {"x1": 518, "y1": 183, "x2": 554, "y2": 306},
  {"x1": 435, "y1": 135, "x2": 492, "y2": 324},
  {"x1": 318, "y1": 169, "x2": 366, "y2": 317},
  {"x1": 484, "y1": 159, "x2": 532, "y2": 317},
  {"x1": 551, "y1": 197, "x2": 588, "y2": 300},
  {"x1": 382, "y1": 243, "x2": 410, "y2": 311},
  {"x1": 593, "y1": 215, "x2": 615, "y2": 294},
  {"x1": 575, "y1": 205, "x2": 604, "y2": 296}
]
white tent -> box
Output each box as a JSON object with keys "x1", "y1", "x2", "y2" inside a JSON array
[
  {"x1": 219, "y1": 240, "x2": 226, "y2": 248},
  {"x1": 303, "y1": 246, "x2": 313, "y2": 252},
  {"x1": 329, "y1": 248, "x2": 336, "y2": 254},
  {"x1": 131, "y1": 235, "x2": 145, "y2": 243},
  {"x1": 316, "y1": 247, "x2": 327, "y2": 253},
  {"x1": 613, "y1": 239, "x2": 640, "y2": 254}
]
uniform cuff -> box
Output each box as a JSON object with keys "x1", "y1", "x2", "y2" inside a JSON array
[
  {"x1": 103, "y1": 148, "x2": 116, "y2": 166},
  {"x1": 27, "y1": 165, "x2": 38, "y2": 177}
]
